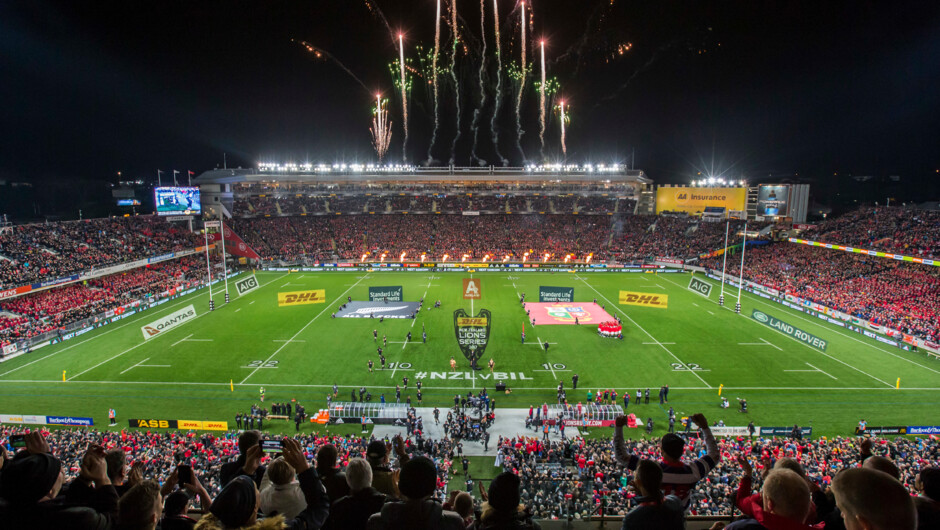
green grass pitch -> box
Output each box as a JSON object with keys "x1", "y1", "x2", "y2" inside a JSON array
[{"x1": 1, "y1": 269, "x2": 938, "y2": 437}]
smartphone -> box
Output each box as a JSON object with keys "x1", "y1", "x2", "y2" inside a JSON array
[
  {"x1": 9, "y1": 434, "x2": 26, "y2": 449},
  {"x1": 260, "y1": 439, "x2": 282, "y2": 453},
  {"x1": 177, "y1": 464, "x2": 193, "y2": 485}
]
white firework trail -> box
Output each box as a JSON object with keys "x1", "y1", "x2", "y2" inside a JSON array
[
  {"x1": 515, "y1": 0, "x2": 527, "y2": 160},
  {"x1": 449, "y1": 0, "x2": 462, "y2": 164},
  {"x1": 371, "y1": 94, "x2": 393, "y2": 163},
  {"x1": 491, "y1": 0, "x2": 506, "y2": 165},
  {"x1": 398, "y1": 34, "x2": 409, "y2": 163},
  {"x1": 539, "y1": 39, "x2": 546, "y2": 160},
  {"x1": 428, "y1": 0, "x2": 442, "y2": 164},
  {"x1": 470, "y1": 0, "x2": 487, "y2": 165},
  {"x1": 559, "y1": 100, "x2": 567, "y2": 158}
]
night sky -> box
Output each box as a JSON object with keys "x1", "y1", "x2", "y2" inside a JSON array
[{"x1": 1, "y1": 1, "x2": 938, "y2": 208}]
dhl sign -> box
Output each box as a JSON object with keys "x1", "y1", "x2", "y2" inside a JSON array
[
  {"x1": 278, "y1": 289, "x2": 326, "y2": 306},
  {"x1": 619, "y1": 291, "x2": 669, "y2": 308},
  {"x1": 457, "y1": 317, "x2": 488, "y2": 326}
]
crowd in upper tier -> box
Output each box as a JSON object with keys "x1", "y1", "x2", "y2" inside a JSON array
[
  {"x1": 232, "y1": 193, "x2": 636, "y2": 216},
  {"x1": 1, "y1": 418, "x2": 938, "y2": 529},
  {"x1": 701, "y1": 243, "x2": 940, "y2": 342},
  {"x1": 0, "y1": 256, "x2": 207, "y2": 348},
  {"x1": 804, "y1": 206, "x2": 940, "y2": 259},
  {"x1": 0, "y1": 217, "x2": 202, "y2": 289}
]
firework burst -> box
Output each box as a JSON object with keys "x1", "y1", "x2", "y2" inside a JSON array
[
  {"x1": 428, "y1": 0, "x2": 442, "y2": 164},
  {"x1": 371, "y1": 94, "x2": 393, "y2": 163},
  {"x1": 399, "y1": 34, "x2": 409, "y2": 163}
]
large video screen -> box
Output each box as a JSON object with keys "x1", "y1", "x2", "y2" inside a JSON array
[
  {"x1": 154, "y1": 187, "x2": 201, "y2": 216},
  {"x1": 756, "y1": 185, "x2": 789, "y2": 217}
]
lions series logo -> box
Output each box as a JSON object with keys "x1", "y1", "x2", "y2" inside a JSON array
[
  {"x1": 545, "y1": 305, "x2": 594, "y2": 323},
  {"x1": 453, "y1": 308, "x2": 492, "y2": 371}
]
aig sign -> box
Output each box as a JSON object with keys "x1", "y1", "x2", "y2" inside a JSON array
[{"x1": 688, "y1": 276, "x2": 713, "y2": 298}]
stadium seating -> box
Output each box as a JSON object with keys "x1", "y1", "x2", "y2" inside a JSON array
[{"x1": 0, "y1": 426, "x2": 934, "y2": 527}]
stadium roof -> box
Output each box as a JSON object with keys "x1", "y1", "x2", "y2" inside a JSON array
[{"x1": 193, "y1": 165, "x2": 652, "y2": 186}]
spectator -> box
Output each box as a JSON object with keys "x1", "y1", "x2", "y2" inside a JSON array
[
  {"x1": 830, "y1": 468, "x2": 916, "y2": 530},
  {"x1": 477, "y1": 471, "x2": 541, "y2": 530},
  {"x1": 452, "y1": 492, "x2": 475, "y2": 528},
  {"x1": 0, "y1": 432, "x2": 117, "y2": 529},
  {"x1": 330, "y1": 457, "x2": 387, "y2": 530},
  {"x1": 316, "y1": 444, "x2": 350, "y2": 504},
  {"x1": 260, "y1": 457, "x2": 307, "y2": 519},
  {"x1": 726, "y1": 469, "x2": 816, "y2": 530},
  {"x1": 117, "y1": 479, "x2": 162, "y2": 530},
  {"x1": 621, "y1": 459, "x2": 684, "y2": 530},
  {"x1": 199, "y1": 437, "x2": 329, "y2": 529},
  {"x1": 367, "y1": 438, "x2": 406, "y2": 499},
  {"x1": 914, "y1": 467, "x2": 940, "y2": 530},
  {"x1": 161, "y1": 490, "x2": 200, "y2": 530},
  {"x1": 220, "y1": 431, "x2": 266, "y2": 487},
  {"x1": 614, "y1": 413, "x2": 720, "y2": 508},
  {"x1": 366, "y1": 456, "x2": 464, "y2": 529}
]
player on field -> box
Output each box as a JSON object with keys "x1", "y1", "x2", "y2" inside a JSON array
[
  {"x1": 488, "y1": 358, "x2": 495, "y2": 372},
  {"x1": 259, "y1": 387, "x2": 265, "y2": 402},
  {"x1": 368, "y1": 359, "x2": 374, "y2": 373},
  {"x1": 383, "y1": 334, "x2": 387, "y2": 347},
  {"x1": 379, "y1": 353, "x2": 386, "y2": 369},
  {"x1": 373, "y1": 329, "x2": 378, "y2": 341},
  {"x1": 450, "y1": 357, "x2": 457, "y2": 371}
]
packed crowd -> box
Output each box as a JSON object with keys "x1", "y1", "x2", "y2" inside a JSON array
[
  {"x1": 0, "y1": 217, "x2": 202, "y2": 289},
  {"x1": 702, "y1": 243, "x2": 940, "y2": 342},
  {"x1": 1, "y1": 256, "x2": 208, "y2": 348},
  {"x1": 232, "y1": 193, "x2": 637, "y2": 216},
  {"x1": 2, "y1": 420, "x2": 937, "y2": 529},
  {"x1": 805, "y1": 206, "x2": 940, "y2": 259}
]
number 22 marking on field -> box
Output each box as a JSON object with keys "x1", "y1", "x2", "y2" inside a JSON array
[
  {"x1": 671, "y1": 362, "x2": 705, "y2": 371},
  {"x1": 247, "y1": 360, "x2": 279, "y2": 368}
]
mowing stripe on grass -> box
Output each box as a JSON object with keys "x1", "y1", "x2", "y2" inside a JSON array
[
  {"x1": 3, "y1": 379, "x2": 939, "y2": 391},
  {"x1": 240, "y1": 275, "x2": 368, "y2": 384},
  {"x1": 577, "y1": 277, "x2": 712, "y2": 388},
  {"x1": 0, "y1": 272, "x2": 288, "y2": 379}
]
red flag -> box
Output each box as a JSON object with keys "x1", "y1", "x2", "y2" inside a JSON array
[{"x1": 209, "y1": 223, "x2": 262, "y2": 260}]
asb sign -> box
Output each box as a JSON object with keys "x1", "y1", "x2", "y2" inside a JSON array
[
  {"x1": 539, "y1": 286, "x2": 574, "y2": 302},
  {"x1": 140, "y1": 305, "x2": 197, "y2": 340},
  {"x1": 462, "y1": 278, "x2": 482, "y2": 299},
  {"x1": 278, "y1": 289, "x2": 326, "y2": 307},
  {"x1": 619, "y1": 291, "x2": 668, "y2": 308},
  {"x1": 369, "y1": 286, "x2": 403, "y2": 302},
  {"x1": 656, "y1": 186, "x2": 747, "y2": 215}
]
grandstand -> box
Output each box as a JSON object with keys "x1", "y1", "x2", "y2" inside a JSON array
[{"x1": 0, "y1": 167, "x2": 938, "y2": 529}]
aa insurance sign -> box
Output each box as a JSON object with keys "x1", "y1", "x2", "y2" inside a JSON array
[
  {"x1": 235, "y1": 275, "x2": 260, "y2": 296},
  {"x1": 463, "y1": 278, "x2": 482, "y2": 299},
  {"x1": 688, "y1": 276, "x2": 713, "y2": 298}
]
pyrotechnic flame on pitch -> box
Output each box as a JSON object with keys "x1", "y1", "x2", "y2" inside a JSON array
[
  {"x1": 491, "y1": 0, "x2": 507, "y2": 165},
  {"x1": 294, "y1": 40, "x2": 370, "y2": 93},
  {"x1": 399, "y1": 34, "x2": 409, "y2": 163},
  {"x1": 428, "y1": 0, "x2": 442, "y2": 165},
  {"x1": 448, "y1": 0, "x2": 462, "y2": 165},
  {"x1": 515, "y1": 0, "x2": 527, "y2": 161},
  {"x1": 371, "y1": 94, "x2": 393, "y2": 163},
  {"x1": 470, "y1": 0, "x2": 488, "y2": 166}
]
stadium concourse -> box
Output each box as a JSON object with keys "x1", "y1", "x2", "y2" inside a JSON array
[{"x1": 1, "y1": 205, "x2": 939, "y2": 529}]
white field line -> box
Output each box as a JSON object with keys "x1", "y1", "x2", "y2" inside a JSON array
[
  {"x1": 761, "y1": 338, "x2": 783, "y2": 351},
  {"x1": 806, "y1": 362, "x2": 838, "y2": 380},
  {"x1": 692, "y1": 303, "x2": 700, "y2": 308},
  {"x1": 139, "y1": 364, "x2": 171, "y2": 368},
  {"x1": 235, "y1": 308, "x2": 241, "y2": 313},
  {"x1": 240, "y1": 275, "x2": 368, "y2": 384},
  {"x1": 661, "y1": 273, "x2": 940, "y2": 376},
  {"x1": 538, "y1": 336, "x2": 556, "y2": 379},
  {"x1": 4, "y1": 379, "x2": 938, "y2": 392},
  {"x1": 185, "y1": 339, "x2": 213, "y2": 342},
  {"x1": 707, "y1": 310, "x2": 716, "y2": 315},
  {"x1": 273, "y1": 339, "x2": 306, "y2": 343},
  {"x1": 578, "y1": 277, "x2": 711, "y2": 388},
  {"x1": 171, "y1": 334, "x2": 194, "y2": 348},
  {"x1": 120, "y1": 358, "x2": 149, "y2": 375},
  {"x1": 643, "y1": 342, "x2": 675, "y2": 345}
]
